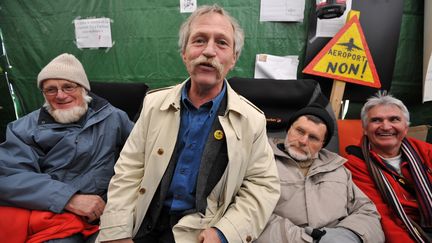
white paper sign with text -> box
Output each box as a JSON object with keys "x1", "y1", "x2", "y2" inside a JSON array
[{"x1": 74, "y1": 18, "x2": 112, "y2": 48}]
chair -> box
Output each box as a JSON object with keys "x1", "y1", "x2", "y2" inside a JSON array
[
  {"x1": 228, "y1": 77, "x2": 339, "y2": 153},
  {"x1": 337, "y1": 119, "x2": 363, "y2": 158},
  {"x1": 338, "y1": 120, "x2": 432, "y2": 158},
  {"x1": 91, "y1": 81, "x2": 149, "y2": 121}
]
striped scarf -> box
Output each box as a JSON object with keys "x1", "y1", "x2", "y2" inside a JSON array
[{"x1": 361, "y1": 137, "x2": 432, "y2": 243}]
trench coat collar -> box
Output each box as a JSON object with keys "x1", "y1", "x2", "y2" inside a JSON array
[{"x1": 159, "y1": 78, "x2": 248, "y2": 138}]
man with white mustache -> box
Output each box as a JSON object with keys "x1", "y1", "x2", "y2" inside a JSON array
[
  {"x1": 98, "y1": 4, "x2": 280, "y2": 243},
  {"x1": 344, "y1": 92, "x2": 432, "y2": 243},
  {"x1": 0, "y1": 53, "x2": 134, "y2": 242},
  {"x1": 256, "y1": 104, "x2": 384, "y2": 243}
]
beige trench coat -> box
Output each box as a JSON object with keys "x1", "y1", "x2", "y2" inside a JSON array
[
  {"x1": 98, "y1": 80, "x2": 280, "y2": 243},
  {"x1": 255, "y1": 139, "x2": 384, "y2": 243}
]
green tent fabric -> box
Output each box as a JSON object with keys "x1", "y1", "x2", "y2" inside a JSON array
[{"x1": 0, "y1": 0, "x2": 431, "y2": 142}]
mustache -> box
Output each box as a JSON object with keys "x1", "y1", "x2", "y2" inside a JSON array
[
  {"x1": 285, "y1": 140, "x2": 311, "y2": 154},
  {"x1": 190, "y1": 56, "x2": 223, "y2": 74},
  {"x1": 285, "y1": 139, "x2": 319, "y2": 160}
]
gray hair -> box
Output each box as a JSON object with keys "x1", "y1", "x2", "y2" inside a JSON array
[
  {"x1": 360, "y1": 91, "x2": 410, "y2": 127},
  {"x1": 178, "y1": 4, "x2": 244, "y2": 59}
]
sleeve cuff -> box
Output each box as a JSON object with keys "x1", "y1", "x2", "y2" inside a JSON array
[{"x1": 214, "y1": 227, "x2": 228, "y2": 243}]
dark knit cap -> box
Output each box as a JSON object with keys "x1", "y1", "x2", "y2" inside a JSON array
[{"x1": 286, "y1": 103, "x2": 334, "y2": 147}]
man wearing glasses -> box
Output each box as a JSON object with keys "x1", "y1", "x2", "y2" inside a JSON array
[
  {"x1": 0, "y1": 53, "x2": 133, "y2": 242},
  {"x1": 255, "y1": 104, "x2": 384, "y2": 243}
]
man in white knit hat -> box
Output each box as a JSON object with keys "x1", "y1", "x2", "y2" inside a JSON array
[{"x1": 0, "y1": 53, "x2": 134, "y2": 242}]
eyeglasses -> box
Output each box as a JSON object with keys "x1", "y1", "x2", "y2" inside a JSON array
[
  {"x1": 290, "y1": 126, "x2": 324, "y2": 145},
  {"x1": 41, "y1": 84, "x2": 80, "y2": 96}
]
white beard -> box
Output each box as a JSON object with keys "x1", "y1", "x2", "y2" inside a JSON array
[
  {"x1": 286, "y1": 146, "x2": 311, "y2": 161},
  {"x1": 284, "y1": 140, "x2": 318, "y2": 162},
  {"x1": 44, "y1": 96, "x2": 91, "y2": 124},
  {"x1": 43, "y1": 90, "x2": 92, "y2": 124},
  {"x1": 48, "y1": 105, "x2": 88, "y2": 124}
]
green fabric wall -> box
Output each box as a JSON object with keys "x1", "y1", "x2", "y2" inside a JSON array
[
  {"x1": 0, "y1": 0, "x2": 311, "y2": 114},
  {"x1": 0, "y1": 0, "x2": 431, "y2": 141}
]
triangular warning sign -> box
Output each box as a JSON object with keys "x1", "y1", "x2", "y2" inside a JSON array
[{"x1": 303, "y1": 15, "x2": 381, "y2": 88}]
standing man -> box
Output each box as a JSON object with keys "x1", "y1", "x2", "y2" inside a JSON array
[
  {"x1": 0, "y1": 53, "x2": 134, "y2": 242},
  {"x1": 344, "y1": 92, "x2": 432, "y2": 243},
  {"x1": 255, "y1": 104, "x2": 384, "y2": 243},
  {"x1": 98, "y1": 4, "x2": 280, "y2": 243}
]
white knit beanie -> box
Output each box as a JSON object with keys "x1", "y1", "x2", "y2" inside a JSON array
[{"x1": 37, "y1": 53, "x2": 90, "y2": 91}]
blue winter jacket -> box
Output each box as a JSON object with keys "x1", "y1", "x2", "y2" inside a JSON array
[{"x1": 0, "y1": 93, "x2": 134, "y2": 213}]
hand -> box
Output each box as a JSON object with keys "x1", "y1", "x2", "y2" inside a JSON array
[
  {"x1": 318, "y1": 227, "x2": 361, "y2": 243},
  {"x1": 101, "y1": 239, "x2": 133, "y2": 243},
  {"x1": 64, "y1": 194, "x2": 105, "y2": 222},
  {"x1": 198, "y1": 228, "x2": 222, "y2": 243}
]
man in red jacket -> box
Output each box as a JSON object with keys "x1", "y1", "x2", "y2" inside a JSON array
[{"x1": 344, "y1": 92, "x2": 432, "y2": 243}]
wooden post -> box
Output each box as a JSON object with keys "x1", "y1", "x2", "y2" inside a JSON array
[
  {"x1": 329, "y1": 10, "x2": 360, "y2": 118},
  {"x1": 330, "y1": 79, "x2": 346, "y2": 118}
]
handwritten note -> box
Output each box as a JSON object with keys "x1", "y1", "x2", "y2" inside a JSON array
[{"x1": 74, "y1": 18, "x2": 112, "y2": 48}]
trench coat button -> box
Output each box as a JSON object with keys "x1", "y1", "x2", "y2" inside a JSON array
[
  {"x1": 246, "y1": 235, "x2": 252, "y2": 242},
  {"x1": 139, "y1": 188, "x2": 146, "y2": 194},
  {"x1": 157, "y1": 148, "x2": 164, "y2": 155}
]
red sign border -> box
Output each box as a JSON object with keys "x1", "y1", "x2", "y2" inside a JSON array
[{"x1": 302, "y1": 15, "x2": 381, "y2": 88}]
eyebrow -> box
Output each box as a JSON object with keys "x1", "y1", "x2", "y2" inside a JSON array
[
  {"x1": 296, "y1": 126, "x2": 322, "y2": 139},
  {"x1": 190, "y1": 30, "x2": 232, "y2": 41},
  {"x1": 369, "y1": 115, "x2": 402, "y2": 120}
]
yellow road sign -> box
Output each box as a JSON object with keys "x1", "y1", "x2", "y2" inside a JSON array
[{"x1": 303, "y1": 15, "x2": 381, "y2": 88}]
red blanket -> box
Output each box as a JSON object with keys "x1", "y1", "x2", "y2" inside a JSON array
[{"x1": 0, "y1": 206, "x2": 98, "y2": 243}]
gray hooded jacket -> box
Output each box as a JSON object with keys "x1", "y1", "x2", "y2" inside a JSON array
[{"x1": 255, "y1": 138, "x2": 384, "y2": 243}]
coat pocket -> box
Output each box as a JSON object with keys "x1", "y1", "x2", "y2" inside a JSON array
[
  {"x1": 172, "y1": 213, "x2": 213, "y2": 243},
  {"x1": 278, "y1": 179, "x2": 304, "y2": 204}
]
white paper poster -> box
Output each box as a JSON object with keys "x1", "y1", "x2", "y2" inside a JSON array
[
  {"x1": 423, "y1": 53, "x2": 432, "y2": 102},
  {"x1": 254, "y1": 54, "x2": 299, "y2": 80},
  {"x1": 316, "y1": 0, "x2": 352, "y2": 38},
  {"x1": 423, "y1": 0, "x2": 432, "y2": 103},
  {"x1": 260, "y1": 0, "x2": 305, "y2": 22},
  {"x1": 180, "y1": 0, "x2": 197, "y2": 13},
  {"x1": 74, "y1": 18, "x2": 112, "y2": 48}
]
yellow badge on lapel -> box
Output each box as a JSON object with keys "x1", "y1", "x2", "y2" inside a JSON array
[{"x1": 214, "y1": 130, "x2": 224, "y2": 140}]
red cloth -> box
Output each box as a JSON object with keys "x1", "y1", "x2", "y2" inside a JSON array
[
  {"x1": 0, "y1": 206, "x2": 98, "y2": 243},
  {"x1": 0, "y1": 206, "x2": 30, "y2": 243},
  {"x1": 345, "y1": 137, "x2": 432, "y2": 243}
]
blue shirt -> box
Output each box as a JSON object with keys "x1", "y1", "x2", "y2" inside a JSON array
[{"x1": 164, "y1": 80, "x2": 226, "y2": 212}]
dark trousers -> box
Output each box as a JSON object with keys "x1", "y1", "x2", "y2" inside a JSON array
[
  {"x1": 133, "y1": 207, "x2": 183, "y2": 243},
  {"x1": 44, "y1": 232, "x2": 98, "y2": 243}
]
